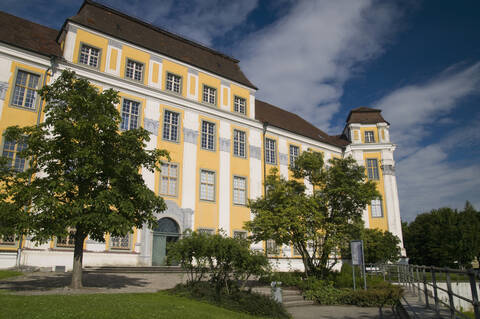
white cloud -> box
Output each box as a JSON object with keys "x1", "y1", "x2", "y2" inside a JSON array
[
  {"x1": 396, "y1": 126, "x2": 480, "y2": 221},
  {"x1": 103, "y1": 0, "x2": 258, "y2": 46},
  {"x1": 375, "y1": 62, "x2": 480, "y2": 158},
  {"x1": 238, "y1": 0, "x2": 407, "y2": 131},
  {"x1": 373, "y1": 64, "x2": 480, "y2": 221}
]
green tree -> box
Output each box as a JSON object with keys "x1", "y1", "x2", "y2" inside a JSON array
[
  {"x1": 402, "y1": 204, "x2": 480, "y2": 268},
  {"x1": 361, "y1": 228, "x2": 400, "y2": 264},
  {"x1": 246, "y1": 151, "x2": 379, "y2": 278},
  {"x1": 0, "y1": 70, "x2": 168, "y2": 288}
]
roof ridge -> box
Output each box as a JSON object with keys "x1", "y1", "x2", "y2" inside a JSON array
[{"x1": 81, "y1": 0, "x2": 239, "y2": 63}]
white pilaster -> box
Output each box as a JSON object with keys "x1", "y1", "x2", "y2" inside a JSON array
[
  {"x1": 148, "y1": 57, "x2": 162, "y2": 90},
  {"x1": 278, "y1": 137, "x2": 289, "y2": 179},
  {"x1": 63, "y1": 25, "x2": 77, "y2": 63},
  {"x1": 187, "y1": 69, "x2": 198, "y2": 100},
  {"x1": 181, "y1": 110, "x2": 199, "y2": 229},
  {"x1": 218, "y1": 121, "x2": 231, "y2": 235},
  {"x1": 249, "y1": 94, "x2": 255, "y2": 119}
]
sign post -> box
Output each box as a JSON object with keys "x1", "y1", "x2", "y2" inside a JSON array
[{"x1": 350, "y1": 240, "x2": 367, "y2": 290}]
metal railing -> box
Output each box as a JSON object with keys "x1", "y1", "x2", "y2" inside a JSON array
[{"x1": 375, "y1": 264, "x2": 480, "y2": 319}]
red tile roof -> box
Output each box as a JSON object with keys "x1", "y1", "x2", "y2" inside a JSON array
[
  {"x1": 66, "y1": 0, "x2": 257, "y2": 89},
  {"x1": 255, "y1": 100, "x2": 349, "y2": 147},
  {"x1": 346, "y1": 107, "x2": 388, "y2": 125},
  {"x1": 0, "y1": 11, "x2": 61, "y2": 57}
]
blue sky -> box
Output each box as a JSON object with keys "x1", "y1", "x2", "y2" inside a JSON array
[{"x1": 1, "y1": 0, "x2": 479, "y2": 221}]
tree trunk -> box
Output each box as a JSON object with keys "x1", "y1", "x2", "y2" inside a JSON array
[{"x1": 71, "y1": 231, "x2": 86, "y2": 289}]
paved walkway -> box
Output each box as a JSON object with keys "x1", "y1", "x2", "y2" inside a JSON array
[{"x1": 287, "y1": 305, "x2": 396, "y2": 319}]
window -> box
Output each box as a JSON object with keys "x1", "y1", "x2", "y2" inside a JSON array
[
  {"x1": 371, "y1": 199, "x2": 383, "y2": 217},
  {"x1": 200, "y1": 170, "x2": 215, "y2": 201},
  {"x1": 233, "y1": 176, "x2": 247, "y2": 205},
  {"x1": 292, "y1": 244, "x2": 301, "y2": 256},
  {"x1": 0, "y1": 235, "x2": 16, "y2": 246},
  {"x1": 2, "y1": 139, "x2": 27, "y2": 172},
  {"x1": 79, "y1": 44, "x2": 100, "y2": 68},
  {"x1": 233, "y1": 231, "x2": 247, "y2": 239},
  {"x1": 11, "y1": 70, "x2": 40, "y2": 109},
  {"x1": 110, "y1": 234, "x2": 131, "y2": 250},
  {"x1": 166, "y1": 73, "x2": 182, "y2": 93},
  {"x1": 365, "y1": 131, "x2": 375, "y2": 143},
  {"x1": 163, "y1": 110, "x2": 179, "y2": 142},
  {"x1": 197, "y1": 228, "x2": 214, "y2": 235},
  {"x1": 289, "y1": 145, "x2": 299, "y2": 167},
  {"x1": 56, "y1": 231, "x2": 75, "y2": 248},
  {"x1": 201, "y1": 121, "x2": 216, "y2": 151},
  {"x1": 234, "y1": 96, "x2": 246, "y2": 115},
  {"x1": 120, "y1": 99, "x2": 140, "y2": 131},
  {"x1": 202, "y1": 85, "x2": 216, "y2": 105},
  {"x1": 125, "y1": 59, "x2": 143, "y2": 81},
  {"x1": 233, "y1": 129, "x2": 246, "y2": 157},
  {"x1": 266, "y1": 240, "x2": 279, "y2": 255},
  {"x1": 366, "y1": 158, "x2": 380, "y2": 180},
  {"x1": 265, "y1": 138, "x2": 276, "y2": 164},
  {"x1": 160, "y1": 163, "x2": 178, "y2": 196}
]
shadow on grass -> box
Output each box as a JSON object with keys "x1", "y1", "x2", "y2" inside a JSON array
[{"x1": 0, "y1": 273, "x2": 150, "y2": 291}]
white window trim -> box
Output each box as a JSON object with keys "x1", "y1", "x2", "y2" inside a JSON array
[
  {"x1": 233, "y1": 95, "x2": 246, "y2": 115},
  {"x1": 165, "y1": 72, "x2": 182, "y2": 94},
  {"x1": 232, "y1": 175, "x2": 247, "y2": 206},
  {"x1": 162, "y1": 110, "x2": 180, "y2": 142},
  {"x1": 9, "y1": 68, "x2": 41, "y2": 111},
  {"x1": 265, "y1": 138, "x2": 277, "y2": 165},
  {"x1": 78, "y1": 43, "x2": 101, "y2": 69},
  {"x1": 201, "y1": 120, "x2": 216, "y2": 151},
  {"x1": 120, "y1": 98, "x2": 141, "y2": 131},
  {"x1": 159, "y1": 162, "x2": 179, "y2": 197},
  {"x1": 289, "y1": 144, "x2": 299, "y2": 167},
  {"x1": 199, "y1": 169, "x2": 216, "y2": 202},
  {"x1": 233, "y1": 129, "x2": 246, "y2": 158}
]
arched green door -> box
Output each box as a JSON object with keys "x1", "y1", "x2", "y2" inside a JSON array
[{"x1": 152, "y1": 217, "x2": 180, "y2": 266}]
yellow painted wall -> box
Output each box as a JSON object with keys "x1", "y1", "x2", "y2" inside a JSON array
[
  {"x1": 155, "y1": 105, "x2": 185, "y2": 207},
  {"x1": 109, "y1": 48, "x2": 118, "y2": 71},
  {"x1": 230, "y1": 84, "x2": 250, "y2": 116},
  {"x1": 119, "y1": 45, "x2": 150, "y2": 86},
  {"x1": 72, "y1": 29, "x2": 108, "y2": 72},
  {"x1": 363, "y1": 152, "x2": 388, "y2": 231},
  {"x1": 195, "y1": 115, "x2": 220, "y2": 230},
  {"x1": 197, "y1": 72, "x2": 221, "y2": 106},
  {"x1": 0, "y1": 62, "x2": 46, "y2": 136},
  {"x1": 162, "y1": 60, "x2": 188, "y2": 97},
  {"x1": 230, "y1": 124, "x2": 250, "y2": 235}
]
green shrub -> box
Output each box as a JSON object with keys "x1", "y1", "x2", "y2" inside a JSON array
[
  {"x1": 259, "y1": 271, "x2": 304, "y2": 287},
  {"x1": 171, "y1": 282, "x2": 291, "y2": 319},
  {"x1": 301, "y1": 279, "x2": 347, "y2": 305},
  {"x1": 331, "y1": 263, "x2": 386, "y2": 289},
  {"x1": 168, "y1": 231, "x2": 271, "y2": 293},
  {"x1": 340, "y1": 286, "x2": 403, "y2": 307}
]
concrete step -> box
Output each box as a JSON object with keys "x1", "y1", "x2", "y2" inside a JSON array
[
  {"x1": 282, "y1": 289, "x2": 302, "y2": 296},
  {"x1": 84, "y1": 266, "x2": 184, "y2": 273}
]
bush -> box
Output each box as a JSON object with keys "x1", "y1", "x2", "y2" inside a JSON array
[
  {"x1": 340, "y1": 286, "x2": 403, "y2": 307},
  {"x1": 331, "y1": 263, "x2": 386, "y2": 289},
  {"x1": 301, "y1": 279, "x2": 347, "y2": 305},
  {"x1": 259, "y1": 271, "x2": 304, "y2": 287},
  {"x1": 168, "y1": 231, "x2": 271, "y2": 293},
  {"x1": 171, "y1": 282, "x2": 291, "y2": 319}
]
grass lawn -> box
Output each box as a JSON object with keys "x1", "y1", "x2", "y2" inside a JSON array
[
  {"x1": 0, "y1": 291, "x2": 270, "y2": 319},
  {"x1": 0, "y1": 270, "x2": 23, "y2": 280}
]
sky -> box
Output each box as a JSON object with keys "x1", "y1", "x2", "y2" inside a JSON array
[{"x1": 1, "y1": 0, "x2": 479, "y2": 222}]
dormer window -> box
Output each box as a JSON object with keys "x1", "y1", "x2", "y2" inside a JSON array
[{"x1": 364, "y1": 131, "x2": 375, "y2": 143}]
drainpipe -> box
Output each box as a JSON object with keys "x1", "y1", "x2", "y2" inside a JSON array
[
  {"x1": 262, "y1": 122, "x2": 268, "y2": 196},
  {"x1": 16, "y1": 56, "x2": 57, "y2": 268}
]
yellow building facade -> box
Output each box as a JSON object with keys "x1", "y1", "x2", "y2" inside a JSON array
[{"x1": 0, "y1": 1, "x2": 404, "y2": 270}]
